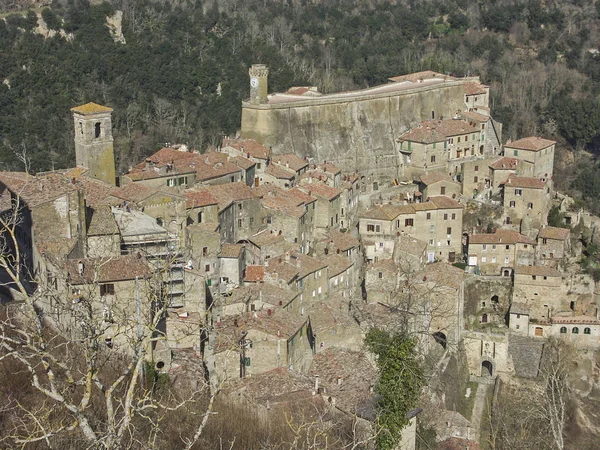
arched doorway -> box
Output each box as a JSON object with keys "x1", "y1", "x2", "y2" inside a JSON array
[
  {"x1": 481, "y1": 360, "x2": 493, "y2": 377},
  {"x1": 432, "y1": 332, "x2": 447, "y2": 350}
]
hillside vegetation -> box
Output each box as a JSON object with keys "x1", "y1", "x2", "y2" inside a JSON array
[{"x1": 1, "y1": 0, "x2": 600, "y2": 205}]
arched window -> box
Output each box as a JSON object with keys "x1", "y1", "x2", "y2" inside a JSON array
[
  {"x1": 94, "y1": 122, "x2": 101, "y2": 138},
  {"x1": 584, "y1": 328, "x2": 591, "y2": 335},
  {"x1": 560, "y1": 327, "x2": 567, "y2": 334},
  {"x1": 482, "y1": 313, "x2": 488, "y2": 323},
  {"x1": 572, "y1": 327, "x2": 579, "y2": 334}
]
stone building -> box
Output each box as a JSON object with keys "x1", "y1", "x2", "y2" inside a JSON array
[
  {"x1": 210, "y1": 307, "x2": 313, "y2": 383},
  {"x1": 298, "y1": 181, "x2": 342, "y2": 232},
  {"x1": 218, "y1": 244, "x2": 245, "y2": 293},
  {"x1": 512, "y1": 265, "x2": 564, "y2": 322},
  {"x1": 241, "y1": 67, "x2": 499, "y2": 184},
  {"x1": 504, "y1": 136, "x2": 555, "y2": 178},
  {"x1": 419, "y1": 172, "x2": 461, "y2": 199},
  {"x1": 502, "y1": 175, "x2": 551, "y2": 230},
  {"x1": 360, "y1": 196, "x2": 463, "y2": 263},
  {"x1": 537, "y1": 226, "x2": 571, "y2": 265},
  {"x1": 467, "y1": 229, "x2": 536, "y2": 276},
  {"x1": 72, "y1": 102, "x2": 116, "y2": 186},
  {"x1": 397, "y1": 118, "x2": 482, "y2": 180},
  {"x1": 488, "y1": 156, "x2": 522, "y2": 191}
]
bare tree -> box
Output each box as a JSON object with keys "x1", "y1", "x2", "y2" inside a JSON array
[{"x1": 0, "y1": 177, "x2": 220, "y2": 449}]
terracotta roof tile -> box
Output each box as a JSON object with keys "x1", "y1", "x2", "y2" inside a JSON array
[
  {"x1": 266, "y1": 163, "x2": 296, "y2": 180},
  {"x1": 321, "y1": 162, "x2": 341, "y2": 175},
  {"x1": 66, "y1": 255, "x2": 151, "y2": 284},
  {"x1": 261, "y1": 193, "x2": 306, "y2": 218},
  {"x1": 419, "y1": 172, "x2": 453, "y2": 185},
  {"x1": 243, "y1": 265, "x2": 265, "y2": 282},
  {"x1": 325, "y1": 230, "x2": 360, "y2": 252},
  {"x1": 461, "y1": 110, "x2": 489, "y2": 122},
  {"x1": 489, "y1": 157, "x2": 520, "y2": 170},
  {"x1": 70, "y1": 102, "x2": 113, "y2": 114},
  {"x1": 87, "y1": 205, "x2": 119, "y2": 236},
  {"x1": 219, "y1": 244, "x2": 244, "y2": 258},
  {"x1": 470, "y1": 229, "x2": 536, "y2": 245},
  {"x1": 360, "y1": 204, "x2": 412, "y2": 220},
  {"x1": 539, "y1": 226, "x2": 570, "y2": 241},
  {"x1": 463, "y1": 82, "x2": 488, "y2": 96},
  {"x1": 323, "y1": 254, "x2": 353, "y2": 277},
  {"x1": 231, "y1": 156, "x2": 256, "y2": 170},
  {"x1": 203, "y1": 182, "x2": 257, "y2": 210},
  {"x1": 428, "y1": 195, "x2": 463, "y2": 209},
  {"x1": 272, "y1": 154, "x2": 308, "y2": 172},
  {"x1": 506, "y1": 136, "x2": 556, "y2": 151},
  {"x1": 298, "y1": 181, "x2": 341, "y2": 200},
  {"x1": 287, "y1": 187, "x2": 317, "y2": 205},
  {"x1": 248, "y1": 229, "x2": 284, "y2": 247},
  {"x1": 221, "y1": 137, "x2": 271, "y2": 160},
  {"x1": 514, "y1": 265, "x2": 561, "y2": 277},
  {"x1": 510, "y1": 302, "x2": 530, "y2": 315},
  {"x1": 0, "y1": 172, "x2": 79, "y2": 208},
  {"x1": 504, "y1": 174, "x2": 545, "y2": 189},
  {"x1": 185, "y1": 190, "x2": 218, "y2": 209},
  {"x1": 398, "y1": 119, "x2": 479, "y2": 144}
]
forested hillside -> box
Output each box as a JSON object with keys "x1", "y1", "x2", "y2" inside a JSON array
[{"x1": 1, "y1": 0, "x2": 600, "y2": 205}]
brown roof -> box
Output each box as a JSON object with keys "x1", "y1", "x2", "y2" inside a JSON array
[
  {"x1": 514, "y1": 265, "x2": 561, "y2": 277},
  {"x1": 539, "y1": 226, "x2": 570, "y2": 241},
  {"x1": 231, "y1": 156, "x2": 256, "y2": 170},
  {"x1": 506, "y1": 136, "x2": 556, "y2": 151},
  {"x1": 309, "y1": 348, "x2": 377, "y2": 415},
  {"x1": 504, "y1": 175, "x2": 545, "y2": 189},
  {"x1": 298, "y1": 181, "x2": 341, "y2": 201},
  {"x1": 0, "y1": 172, "x2": 80, "y2": 208},
  {"x1": 112, "y1": 183, "x2": 178, "y2": 204},
  {"x1": 360, "y1": 204, "x2": 412, "y2": 221},
  {"x1": 261, "y1": 193, "x2": 306, "y2": 218},
  {"x1": 423, "y1": 262, "x2": 465, "y2": 289},
  {"x1": 321, "y1": 162, "x2": 341, "y2": 175},
  {"x1": 265, "y1": 258, "x2": 300, "y2": 284},
  {"x1": 71, "y1": 102, "x2": 113, "y2": 114},
  {"x1": 214, "y1": 308, "x2": 307, "y2": 352},
  {"x1": 428, "y1": 196, "x2": 463, "y2": 209},
  {"x1": 221, "y1": 137, "x2": 270, "y2": 160},
  {"x1": 204, "y1": 182, "x2": 257, "y2": 210},
  {"x1": 66, "y1": 255, "x2": 151, "y2": 284},
  {"x1": 185, "y1": 189, "x2": 218, "y2": 209},
  {"x1": 272, "y1": 154, "x2": 308, "y2": 172},
  {"x1": 248, "y1": 229, "x2": 284, "y2": 247},
  {"x1": 398, "y1": 119, "x2": 479, "y2": 144},
  {"x1": 419, "y1": 172, "x2": 453, "y2": 185},
  {"x1": 461, "y1": 110, "x2": 489, "y2": 122},
  {"x1": 265, "y1": 163, "x2": 296, "y2": 180},
  {"x1": 490, "y1": 157, "x2": 520, "y2": 170},
  {"x1": 510, "y1": 302, "x2": 530, "y2": 315},
  {"x1": 469, "y1": 229, "x2": 536, "y2": 245},
  {"x1": 287, "y1": 187, "x2": 317, "y2": 205},
  {"x1": 388, "y1": 71, "x2": 454, "y2": 83},
  {"x1": 463, "y1": 82, "x2": 488, "y2": 96},
  {"x1": 243, "y1": 265, "x2": 264, "y2": 282},
  {"x1": 395, "y1": 235, "x2": 427, "y2": 257},
  {"x1": 87, "y1": 205, "x2": 119, "y2": 236},
  {"x1": 219, "y1": 244, "x2": 243, "y2": 258},
  {"x1": 323, "y1": 254, "x2": 353, "y2": 277},
  {"x1": 326, "y1": 230, "x2": 360, "y2": 252}
]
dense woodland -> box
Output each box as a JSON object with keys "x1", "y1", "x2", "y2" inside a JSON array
[{"x1": 1, "y1": 0, "x2": 600, "y2": 204}]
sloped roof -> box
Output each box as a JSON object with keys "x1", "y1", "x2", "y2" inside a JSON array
[
  {"x1": 323, "y1": 254, "x2": 353, "y2": 277},
  {"x1": 219, "y1": 243, "x2": 244, "y2": 258},
  {"x1": 398, "y1": 119, "x2": 479, "y2": 144},
  {"x1": 504, "y1": 175, "x2": 545, "y2": 189},
  {"x1": 221, "y1": 137, "x2": 271, "y2": 159},
  {"x1": 71, "y1": 102, "x2": 113, "y2": 114},
  {"x1": 463, "y1": 82, "x2": 488, "y2": 95},
  {"x1": 65, "y1": 255, "x2": 151, "y2": 284},
  {"x1": 505, "y1": 136, "x2": 556, "y2": 151},
  {"x1": 272, "y1": 154, "x2": 308, "y2": 172},
  {"x1": 360, "y1": 204, "x2": 413, "y2": 221},
  {"x1": 265, "y1": 163, "x2": 296, "y2": 180},
  {"x1": 298, "y1": 181, "x2": 341, "y2": 200},
  {"x1": 87, "y1": 205, "x2": 119, "y2": 236},
  {"x1": 185, "y1": 190, "x2": 218, "y2": 209},
  {"x1": 514, "y1": 265, "x2": 561, "y2": 277},
  {"x1": 419, "y1": 172, "x2": 453, "y2": 185},
  {"x1": 469, "y1": 229, "x2": 536, "y2": 245},
  {"x1": 489, "y1": 157, "x2": 520, "y2": 170},
  {"x1": 538, "y1": 226, "x2": 570, "y2": 241},
  {"x1": 243, "y1": 265, "x2": 264, "y2": 282}
]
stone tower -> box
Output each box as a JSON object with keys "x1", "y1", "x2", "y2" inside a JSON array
[
  {"x1": 249, "y1": 64, "x2": 269, "y2": 105},
  {"x1": 71, "y1": 102, "x2": 116, "y2": 186}
]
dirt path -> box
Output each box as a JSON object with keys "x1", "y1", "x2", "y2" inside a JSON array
[{"x1": 471, "y1": 383, "x2": 490, "y2": 443}]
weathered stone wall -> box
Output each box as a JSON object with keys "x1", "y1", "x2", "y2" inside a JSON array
[
  {"x1": 241, "y1": 81, "x2": 474, "y2": 182},
  {"x1": 464, "y1": 276, "x2": 512, "y2": 329}
]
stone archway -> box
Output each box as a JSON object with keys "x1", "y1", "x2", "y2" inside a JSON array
[
  {"x1": 432, "y1": 332, "x2": 447, "y2": 350},
  {"x1": 481, "y1": 360, "x2": 493, "y2": 377}
]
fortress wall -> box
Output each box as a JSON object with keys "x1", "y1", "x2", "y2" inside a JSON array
[{"x1": 241, "y1": 82, "x2": 470, "y2": 182}]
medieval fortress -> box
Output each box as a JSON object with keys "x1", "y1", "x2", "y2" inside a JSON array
[{"x1": 1, "y1": 64, "x2": 595, "y2": 448}]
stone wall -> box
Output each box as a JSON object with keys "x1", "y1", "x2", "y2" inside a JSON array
[{"x1": 241, "y1": 81, "x2": 476, "y2": 182}]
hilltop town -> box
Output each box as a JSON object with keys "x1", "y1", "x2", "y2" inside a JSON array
[{"x1": 1, "y1": 66, "x2": 597, "y2": 449}]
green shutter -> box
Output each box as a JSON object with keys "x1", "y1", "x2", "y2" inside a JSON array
[{"x1": 514, "y1": 150, "x2": 518, "y2": 156}]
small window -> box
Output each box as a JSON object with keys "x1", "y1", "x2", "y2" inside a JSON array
[
  {"x1": 452, "y1": 213, "x2": 456, "y2": 220},
  {"x1": 474, "y1": 176, "x2": 478, "y2": 183},
  {"x1": 444, "y1": 214, "x2": 448, "y2": 220},
  {"x1": 405, "y1": 219, "x2": 414, "y2": 227},
  {"x1": 560, "y1": 327, "x2": 567, "y2": 334},
  {"x1": 505, "y1": 245, "x2": 510, "y2": 250},
  {"x1": 515, "y1": 189, "x2": 522, "y2": 196},
  {"x1": 475, "y1": 165, "x2": 479, "y2": 172},
  {"x1": 94, "y1": 122, "x2": 101, "y2": 138},
  {"x1": 205, "y1": 264, "x2": 210, "y2": 272},
  {"x1": 426, "y1": 212, "x2": 431, "y2": 220},
  {"x1": 441, "y1": 186, "x2": 446, "y2": 195},
  {"x1": 378, "y1": 272, "x2": 383, "y2": 279},
  {"x1": 446, "y1": 227, "x2": 452, "y2": 235},
  {"x1": 584, "y1": 328, "x2": 591, "y2": 335},
  {"x1": 527, "y1": 202, "x2": 533, "y2": 209},
  {"x1": 367, "y1": 224, "x2": 375, "y2": 232},
  {"x1": 203, "y1": 247, "x2": 208, "y2": 256},
  {"x1": 572, "y1": 327, "x2": 579, "y2": 334},
  {"x1": 510, "y1": 201, "x2": 515, "y2": 208},
  {"x1": 238, "y1": 219, "x2": 242, "y2": 227},
  {"x1": 431, "y1": 155, "x2": 436, "y2": 163},
  {"x1": 100, "y1": 284, "x2": 115, "y2": 297},
  {"x1": 513, "y1": 150, "x2": 519, "y2": 156}
]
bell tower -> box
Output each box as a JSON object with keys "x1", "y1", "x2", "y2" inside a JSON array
[
  {"x1": 249, "y1": 64, "x2": 269, "y2": 105},
  {"x1": 71, "y1": 102, "x2": 116, "y2": 186}
]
